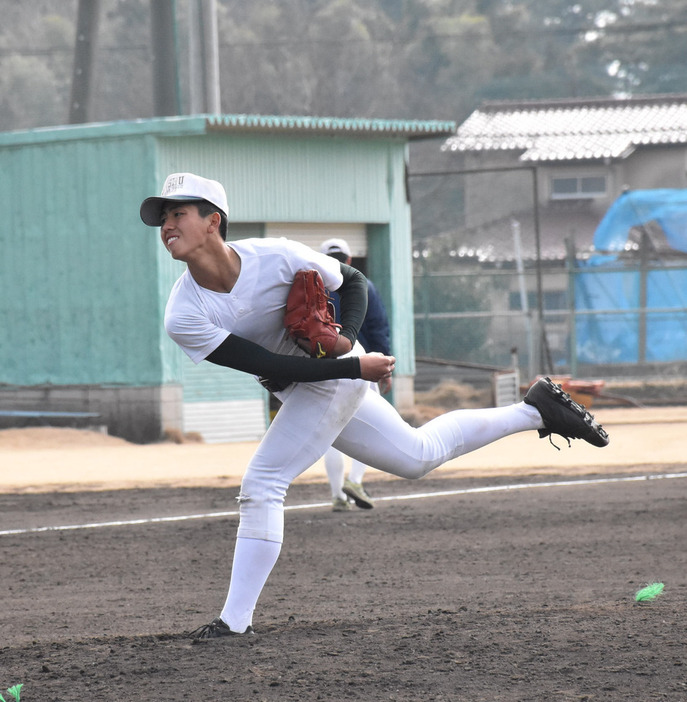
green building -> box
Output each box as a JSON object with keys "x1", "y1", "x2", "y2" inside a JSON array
[{"x1": 0, "y1": 114, "x2": 454, "y2": 442}]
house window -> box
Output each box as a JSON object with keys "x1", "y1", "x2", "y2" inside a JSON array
[{"x1": 551, "y1": 175, "x2": 606, "y2": 199}]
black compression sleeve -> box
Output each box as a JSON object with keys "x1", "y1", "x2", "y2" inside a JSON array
[
  {"x1": 337, "y1": 263, "x2": 368, "y2": 344},
  {"x1": 205, "y1": 333, "x2": 361, "y2": 382}
]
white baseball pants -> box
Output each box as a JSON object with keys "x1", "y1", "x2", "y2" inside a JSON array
[{"x1": 221, "y1": 373, "x2": 543, "y2": 631}]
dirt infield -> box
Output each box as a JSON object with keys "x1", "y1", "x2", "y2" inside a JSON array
[{"x1": 0, "y1": 410, "x2": 686, "y2": 701}]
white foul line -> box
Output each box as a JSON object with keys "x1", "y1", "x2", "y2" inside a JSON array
[{"x1": 1, "y1": 471, "x2": 686, "y2": 537}]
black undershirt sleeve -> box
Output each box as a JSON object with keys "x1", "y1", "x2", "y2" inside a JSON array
[
  {"x1": 336, "y1": 262, "x2": 368, "y2": 344},
  {"x1": 205, "y1": 333, "x2": 361, "y2": 382}
]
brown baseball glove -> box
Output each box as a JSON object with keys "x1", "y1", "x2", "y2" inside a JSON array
[{"x1": 284, "y1": 269, "x2": 341, "y2": 358}]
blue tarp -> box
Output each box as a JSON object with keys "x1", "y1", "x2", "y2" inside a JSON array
[
  {"x1": 593, "y1": 188, "x2": 687, "y2": 253},
  {"x1": 575, "y1": 190, "x2": 687, "y2": 364}
]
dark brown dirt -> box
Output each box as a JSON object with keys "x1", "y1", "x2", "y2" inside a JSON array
[{"x1": 1, "y1": 471, "x2": 686, "y2": 701}]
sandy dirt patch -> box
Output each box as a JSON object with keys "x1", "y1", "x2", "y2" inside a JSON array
[{"x1": 0, "y1": 406, "x2": 685, "y2": 493}]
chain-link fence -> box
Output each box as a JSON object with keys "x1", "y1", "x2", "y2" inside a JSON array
[{"x1": 413, "y1": 259, "x2": 687, "y2": 385}]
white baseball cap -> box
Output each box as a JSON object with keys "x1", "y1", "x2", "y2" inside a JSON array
[
  {"x1": 320, "y1": 237, "x2": 352, "y2": 257},
  {"x1": 140, "y1": 172, "x2": 228, "y2": 226}
]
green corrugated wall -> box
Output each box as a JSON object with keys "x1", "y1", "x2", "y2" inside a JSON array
[
  {"x1": 0, "y1": 134, "x2": 174, "y2": 386},
  {"x1": 155, "y1": 133, "x2": 393, "y2": 223}
]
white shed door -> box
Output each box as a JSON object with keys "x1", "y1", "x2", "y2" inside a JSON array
[{"x1": 266, "y1": 223, "x2": 367, "y2": 257}]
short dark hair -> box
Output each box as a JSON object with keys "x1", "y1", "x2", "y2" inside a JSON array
[
  {"x1": 195, "y1": 200, "x2": 228, "y2": 240},
  {"x1": 326, "y1": 251, "x2": 349, "y2": 264}
]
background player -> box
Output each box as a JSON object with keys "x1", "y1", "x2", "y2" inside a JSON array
[
  {"x1": 139, "y1": 172, "x2": 609, "y2": 639},
  {"x1": 319, "y1": 237, "x2": 392, "y2": 511}
]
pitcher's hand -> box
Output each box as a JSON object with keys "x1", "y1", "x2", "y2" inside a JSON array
[{"x1": 359, "y1": 352, "x2": 395, "y2": 383}]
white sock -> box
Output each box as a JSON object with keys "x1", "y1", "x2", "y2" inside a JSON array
[
  {"x1": 324, "y1": 446, "x2": 346, "y2": 499},
  {"x1": 455, "y1": 402, "x2": 543, "y2": 455},
  {"x1": 220, "y1": 536, "x2": 282, "y2": 632},
  {"x1": 348, "y1": 459, "x2": 366, "y2": 485}
]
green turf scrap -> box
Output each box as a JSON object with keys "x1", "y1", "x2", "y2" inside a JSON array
[
  {"x1": 635, "y1": 582, "x2": 664, "y2": 602},
  {"x1": 0, "y1": 684, "x2": 23, "y2": 702}
]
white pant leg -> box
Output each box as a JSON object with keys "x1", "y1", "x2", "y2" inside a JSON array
[
  {"x1": 333, "y1": 389, "x2": 543, "y2": 479},
  {"x1": 236, "y1": 375, "x2": 369, "y2": 543},
  {"x1": 324, "y1": 446, "x2": 346, "y2": 499},
  {"x1": 324, "y1": 379, "x2": 378, "y2": 491},
  {"x1": 223, "y1": 376, "x2": 368, "y2": 630},
  {"x1": 346, "y1": 380, "x2": 377, "y2": 484}
]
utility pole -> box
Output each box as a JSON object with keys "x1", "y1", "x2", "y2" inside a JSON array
[
  {"x1": 188, "y1": 0, "x2": 221, "y2": 114},
  {"x1": 150, "y1": 0, "x2": 180, "y2": 116},
  {"x1": 69, "y1": 0, "x2": 101, "y2": 124}
]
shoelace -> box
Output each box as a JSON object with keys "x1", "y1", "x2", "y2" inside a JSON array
[
  {"x1": 188, "y1": 620, "x2": 226, "y2": 639},
  {"x1": 547, "y1": 433, "x2": 570, "y2": 451}
]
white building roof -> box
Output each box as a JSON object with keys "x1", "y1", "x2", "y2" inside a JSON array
[{"x1": 443, "y1": 95, "x2": 687, "y2": 162}]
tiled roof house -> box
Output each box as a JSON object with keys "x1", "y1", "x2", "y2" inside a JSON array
[{"x1": 439, "y1": 94, "x2": 687, "y2": 261}]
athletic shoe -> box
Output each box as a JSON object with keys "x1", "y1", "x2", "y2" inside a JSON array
[
  {"x1": 332, "y1": 497, "x2": 352, "y2": 512},
  {"x1": 524, "y1": 376, "x2": 609, "y2": 448},
  {"x1": 188, "y1": 617, "x2": 254, "y2": 640},
  {"x1": 343, "y1": 479, "x2": 375, "y2": 509}
]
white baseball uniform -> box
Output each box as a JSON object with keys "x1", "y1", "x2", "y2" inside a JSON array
[{"x1": 165, "y1": 236, "x2": 544, "y2": 632}]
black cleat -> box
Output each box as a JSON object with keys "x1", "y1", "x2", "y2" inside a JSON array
[
  {"x1": 188, "y1": 617, "x2": 254, "y2": 641},
  {"x1": 524, "y1": 377, "x2": 609, "y2": 448}
]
